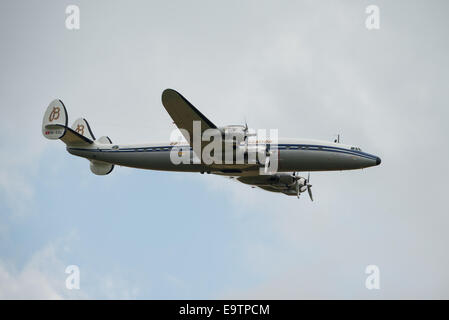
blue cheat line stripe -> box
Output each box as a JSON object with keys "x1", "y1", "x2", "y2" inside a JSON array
[{"x1": 69, "y1": 144, "x2": 377, "y2": 161}]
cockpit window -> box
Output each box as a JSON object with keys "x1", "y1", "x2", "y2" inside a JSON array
[{"x1": 351, "y1": 146, "x2": 362, "y2": 151}]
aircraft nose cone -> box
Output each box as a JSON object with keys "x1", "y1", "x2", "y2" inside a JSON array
[{"x1": 376, "y1": 156, "x2": 381, "y2": 166}]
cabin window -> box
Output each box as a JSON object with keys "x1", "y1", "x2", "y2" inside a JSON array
[{"x1": 112, "y1": 145, "x2": 119, "y2": 150}]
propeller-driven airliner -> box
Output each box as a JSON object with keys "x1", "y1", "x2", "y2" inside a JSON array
[{"x1": 42, "y1": 89, "x2": 381, "y2": 200}]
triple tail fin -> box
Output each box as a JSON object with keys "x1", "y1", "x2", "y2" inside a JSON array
[
  {"x1": 42, "y1": 99, "x2": 94, "y2": 146},
  {"x1": 42, "y1": 99, "x2": 115, "y2": 175},
  {"x1": 90, "y1": 136, "x2": 114, "y2": 175}
]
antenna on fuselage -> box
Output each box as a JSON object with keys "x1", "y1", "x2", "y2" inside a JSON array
[{"x1": 334, "y1": 134, "x2": 341, "y2": 143}]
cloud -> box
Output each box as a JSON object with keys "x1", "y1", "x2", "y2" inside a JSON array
[
  {"x1": 0, "y1": 261, "x2": 63, "y2": 300},
  {"x1": 94, "y1": 274, "x2": 141, "y2": 300},
  {"x1": 0, "y1": 169, "x2": 35, "y2": 218},
  {"x1": 0, "y1": 98, "x2": 49, "y2": 219},
  {"x1": 0, "y1": 243, "x2": 66, "y2": 299},
  {"x1": 0, "y1": 233, "x2": 145, "y2": 299},
  {"x1": 0, "y1": 232, "x2": 91, "y2": 299}
]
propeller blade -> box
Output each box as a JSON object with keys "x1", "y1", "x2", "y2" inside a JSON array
[
  {"x1": 307, "y1": 186, "x2": 313, "y2": 201},
  {"x1": 296, "y1": 181, "x2": 300, "y2": 198},
  {"x1": 264, "y1": 156, "x2": 270, "y2": 174},
  {"x1": 307, "y1": 172, "x2": 310, "y2": 183}
]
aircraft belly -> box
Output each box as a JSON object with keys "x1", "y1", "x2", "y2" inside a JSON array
[{"x1": 68, "y1": 149, "x2": 205, "y2": 172}]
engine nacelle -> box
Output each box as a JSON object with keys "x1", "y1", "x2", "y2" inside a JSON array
[
  {"x1": 219, "y1": 125, "x2": 247, "y2": 144},
  {"x1": 270, "y1": 173, "x2": 296, "y2": 186}
]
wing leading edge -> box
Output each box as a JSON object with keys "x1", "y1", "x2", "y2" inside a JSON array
[{"x1": 161, "y1": 89, "x2": 217, "y2": 148}]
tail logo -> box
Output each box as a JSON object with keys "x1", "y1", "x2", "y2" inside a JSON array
[
  {"x1": 49, "y1": 107, "x2": 61, "y2": 122},
  {"x1": 75, "y1": 124, "x2": 85, "y2": 135}
]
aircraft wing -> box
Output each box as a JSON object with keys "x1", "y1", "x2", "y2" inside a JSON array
[{"x1": 161, "y1": 89, "x2": 218, "y2": 151}]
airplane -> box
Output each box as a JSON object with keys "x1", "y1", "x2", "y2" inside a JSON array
[{"x1": 42, "y1": 88, "x2": 381, "y2": 200}]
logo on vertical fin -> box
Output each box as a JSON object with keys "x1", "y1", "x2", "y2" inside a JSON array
[
  {"x1": 49, "y1": 107, "x2": 61, "y2": 122},
  {"x1": 75, "y1": 124, "x2": 85, "y2": 135}
]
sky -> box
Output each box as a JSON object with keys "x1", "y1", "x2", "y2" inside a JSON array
[{"x1": 0, "y1": 0, "x2": 449, "y2": 299}]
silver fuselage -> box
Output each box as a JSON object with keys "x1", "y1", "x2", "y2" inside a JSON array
[{"x1": 67, "y1": 138, "x2": 381, "y2": 176}]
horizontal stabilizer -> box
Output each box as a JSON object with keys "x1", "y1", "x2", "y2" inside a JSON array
[{"x1": 60, "y1": 126, "x2": 94, "y2": 145}]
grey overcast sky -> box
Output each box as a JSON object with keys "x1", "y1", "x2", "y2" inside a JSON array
[{"x1": 0, "y1": 0, "x2": 448, "y2": 299}]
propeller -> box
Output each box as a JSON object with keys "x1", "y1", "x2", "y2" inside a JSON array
[
  {"x1": 264, "y1": 144, "x2": 276, "y2": 174},
  {"x1": 243, "y1": 119, "x2": 256, "y2": 138},
  {"x1": 264, "y1": 144, "x2": 270, "y2": 173},
  {"x1": 243, "y1": 120, "x2": 249, "y2": 149},
  {"x1": 306, "y1": 172, "x2": 313, "y2": 201},
  {"x1": 292, "y1": 172, "x2": 314, "y2": 201}
]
